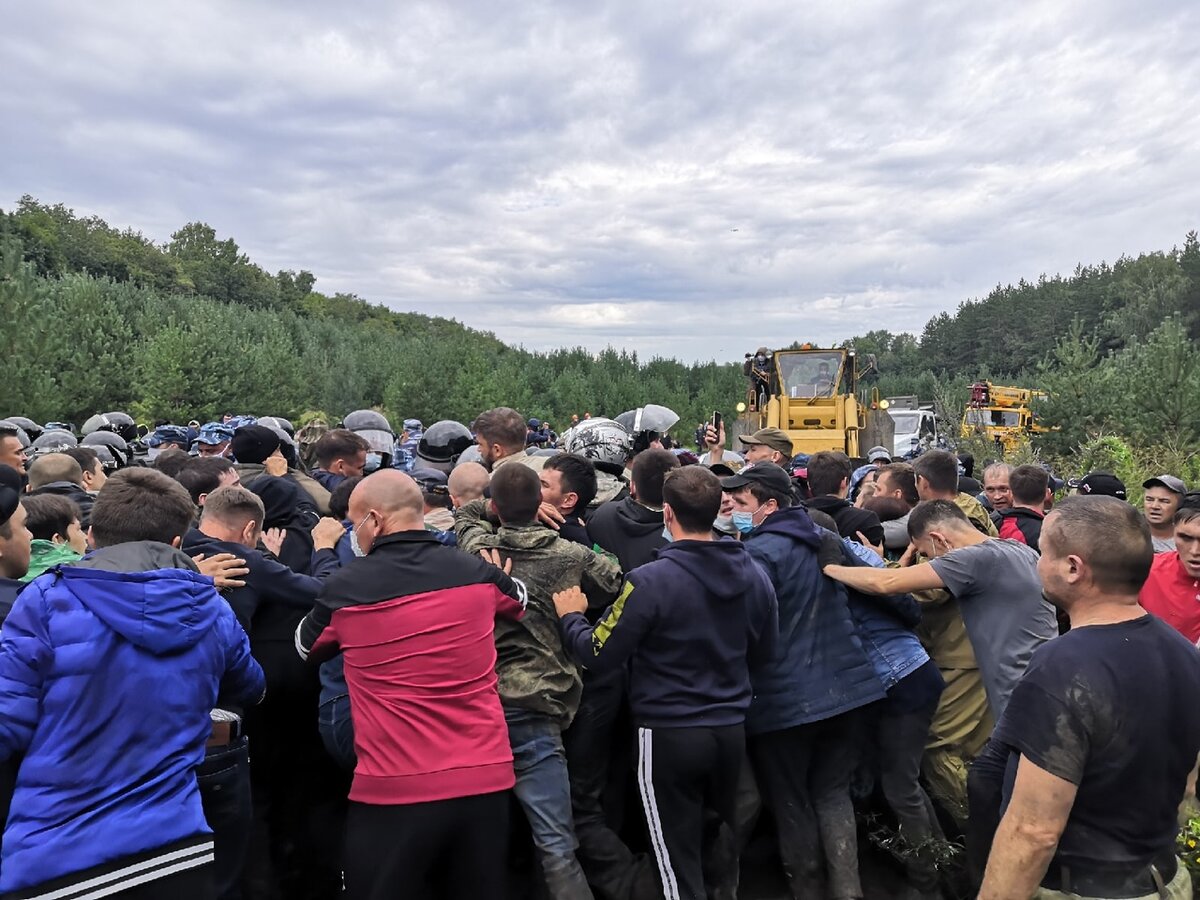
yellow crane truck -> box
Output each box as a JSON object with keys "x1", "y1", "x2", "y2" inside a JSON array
[{"x1": 960, "y1": 381, "x2": 1052, "y2": 453}]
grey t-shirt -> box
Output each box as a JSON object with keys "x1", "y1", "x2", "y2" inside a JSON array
[
  {"x1": 882, "y1": 511, "x2": 912, "y2": 552},
  {"x1": 929, "y1": 539, "x2": 1057, "y2": 718},
  {"x1": 1153, "y1": 535, "x2": 1176, "y2": 554}
]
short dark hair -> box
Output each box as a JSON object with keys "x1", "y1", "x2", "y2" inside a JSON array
[
  {"x1": 489, "y1": 463, "x2": 542, "y2": 524},
  {"x1": 175, "y1": 457, "x2": 235, "y2": 505},
  {"x1": 543, "y1": 453, "x2": 598, "y2": 514},
  {"x1": 90, "y1": 468, "x2": 196, "y2": 547},
  {"x1": 907, "y1": 499, "x2": 972, "y2": 540},
  {"x1": 1043, "y1": 496, "x2": 1152, "y2": 594},
  {"x1": 747, "y1": 480, "x2": 794, "y2": 510},
  {"x1": 663, "y1": 466, "x2": 721, "y2": 533},
  {"x1": 22, "y1": 494, "x2": 82, "y2": 542},
  {"x1": 877, "y1": 462, "x2": 919, "y2": 507},
  {"x1": 807, "y1": 451, "x2": 852, "y2": 498},
  {"x1": 152, "y1": 448, "x2": 192, "y2": 479},
  {"x1": 1176, "y1": 505, "x2": 1200, "y2": 528},
  {"x1": 63, "y1": 446, "x2": 101, "y2": 477},
  {"x1": 314, "y1": 429, "x2": 370, "y2": 467},
  {"x1": 863, "y1": 495, "x2": 910, "y2": 523},
  {"x1": 912, "y1": 450, "x2": 959, "y2": 495},
  {"x1": 631, "y1": 449, "x2": 680, "y2": 507},
  {"x1": 474, "y1": 408, "x2": 528, "y2": 454},
  {"x1": 329, "y1": 475, "x2": 364, "y2": 520},
  {"x1": 1010, "y1": 465, "x2": 1049, "y2": 506}
]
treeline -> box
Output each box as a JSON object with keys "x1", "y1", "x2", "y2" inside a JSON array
[
  {"x1": 2, "y1": 196, "x2": 1197, "y2": 463},
  {"x1": 0, "y1": 198, "x2": 742, "y2": 431}
]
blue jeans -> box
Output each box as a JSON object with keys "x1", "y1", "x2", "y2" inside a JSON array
[
  {"x1": 507, "y1": 710, "x2": 594, "y2": 899},
  {"x1": 197, "y1": 735, "x2": 251, "y2": 900},
  {"x1": 318, "y1": 656, "x2": 356, "y2": 771}
]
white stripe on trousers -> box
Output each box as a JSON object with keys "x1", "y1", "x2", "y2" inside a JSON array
[{"x1": 637, "y1": 727, "x2": 680, "y2": 900}]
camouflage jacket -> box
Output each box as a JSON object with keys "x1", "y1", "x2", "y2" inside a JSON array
[{"x1": 455, "y1": 500, "x2": 623, "y2": 725}]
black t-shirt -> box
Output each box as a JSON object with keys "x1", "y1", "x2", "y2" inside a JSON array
[{"x1": 991, "y1": 614, "x2": 1200, "y2": 868}]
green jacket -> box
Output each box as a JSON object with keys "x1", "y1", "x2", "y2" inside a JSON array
[
  {"x1": 21, "y1": 539, "x2": 82, "y2": 582},
  {"x1": 455, "y1": 500, "x2": 623, "y2": 726}
]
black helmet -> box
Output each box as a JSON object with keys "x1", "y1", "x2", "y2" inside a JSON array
[
  {"x1": 417, "y1": 420, "x2": 474, "y2": 473},
  {"x1": 5, "y1": 416, "x2": 42, "y2": 442},
  {"x1": 82, "y1": 411, "x2": 138, "y2": 444},
  {"x1": 343, "y1": 409, "x2": 395, "y2": 471},
  {"x1": 0, "y1": 419, "x2": 31, "y2": 449},
  {"x1": 31, "y1": 429, "x2": 79, "y2": 455},
  {"x1": 82, "y1": 430, "x2": 132, "y2": 468}
]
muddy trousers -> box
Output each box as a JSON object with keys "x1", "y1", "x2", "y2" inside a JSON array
[{"x1": 751, "y1": 711, "x2": 867, "y2": 900}]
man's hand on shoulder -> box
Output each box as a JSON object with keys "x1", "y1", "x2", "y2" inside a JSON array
[
  {"x1": 553, "y1": 586, "x2": 587, "y2": 618},
  {"x1": 536, "y1": 502, "x2": 564, "y2": 531},
  {"x1": 194, "y1": 552, "x2": 249, "y2": 589}
]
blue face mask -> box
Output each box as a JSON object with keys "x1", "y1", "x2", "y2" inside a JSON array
[
  {"x1": 661, "y1": 524, "x2": 674, "y2": 543},
  {"x1": 731, "y1": 505, "x2": 763, "y2": 535},
  {"x1": 364, "y1": 452, "x2": 383, "y2": 474}
]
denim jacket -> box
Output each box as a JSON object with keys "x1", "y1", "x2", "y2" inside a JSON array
[{"x1": 838, "y1": 536, "x2": 929, "y2": 691}]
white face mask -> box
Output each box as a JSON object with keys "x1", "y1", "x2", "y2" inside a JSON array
[
  {"x1": 714, "y1": 514, "x2": 735, "y2": 534},
  {"x1": 350, "y1": 513, "x2": 372, "y2": 557},
  {"x1": 146, "y1": 447, "x2": 162, "y2": 462}
]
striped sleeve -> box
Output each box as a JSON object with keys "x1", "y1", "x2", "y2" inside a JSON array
[{"x1": 561, "y1": 578, "x2": 652, "y2": 674}]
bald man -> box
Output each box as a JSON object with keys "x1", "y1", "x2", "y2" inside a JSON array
[
  {"x1": 449, "y1": 461, "x2": 490, "y2": 508},
  {"x1": 295, "y1": 470, "x2": 528, "y2": 900}
]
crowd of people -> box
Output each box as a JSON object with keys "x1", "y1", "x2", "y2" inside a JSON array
[{"x1": 0, "y1": 405, "x2": 1198, "y2": 900}]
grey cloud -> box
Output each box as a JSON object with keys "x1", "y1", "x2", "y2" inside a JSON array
[{"x1": 2, "y1": 0, "x2": 1198, "y2": 363}]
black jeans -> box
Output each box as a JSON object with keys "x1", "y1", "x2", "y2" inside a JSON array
[
  {"x1": 635, "y1": 724, "x2": 743, "y2": 900},
  {"x1": 751, "y1": 709, "x2": 869, "y2": 900},
  {"x1": 197, "y1": 736, "x2": 252, "y2": 900},
  {"x1": 876, "y1": 665, "x2": 945, "y2": 891},
  {"x1": 342, "y1": 792, "x2": 510, "y2": 900},
  {"x1": 564, "y1": 668, "x2": 652, "y2": 900}
]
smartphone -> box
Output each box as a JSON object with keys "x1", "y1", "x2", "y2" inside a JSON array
[{"x1": 711, "y1": 411, "x2": 722, "y2": 432}]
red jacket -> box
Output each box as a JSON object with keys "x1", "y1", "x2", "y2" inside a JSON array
[
  {"x1": 995, "y1": 506, "x2": 1045, "y2": 552},
  {"x1": 1140, "y1": 552, "x2": 1200, "y2": 643},
  {"x1": 296, "y1": 531, "x2": 526, "y2": 804}
]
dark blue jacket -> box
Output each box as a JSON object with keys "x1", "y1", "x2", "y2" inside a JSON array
[
  {"x1": 742, "y1": 507, "x2": 885, "y2": 734},
  {"x1": 310, "y1": 468, "x2": 345, "y2": 493},
  {"x1": 0, "y1": 542, "x2": 264, "y2": 893},
  {"x1": 561, "y1": 539, "x2": 778, "y2": 728},
  {"x1": 180, "y1": 529, "x2": 338, "y2": 639}
]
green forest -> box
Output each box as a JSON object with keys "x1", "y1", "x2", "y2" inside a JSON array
[{"x1": 2, "y1": 196, "x2": 1198, "y2": 485}]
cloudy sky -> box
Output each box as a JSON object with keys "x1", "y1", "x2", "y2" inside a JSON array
[{"x1": 3, "y1": 0, "x2": 1198, "y2": 363}]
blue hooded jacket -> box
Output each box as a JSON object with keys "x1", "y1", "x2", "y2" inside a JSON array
[
  {"x1": 0, "y1": 542, "x2": 265, "y2": 893},
  {"x1": 742, "y1": 506, "x2": 885, "y2": 734}
]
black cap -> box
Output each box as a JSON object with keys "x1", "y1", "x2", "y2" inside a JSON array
[
  {"x1": 231, "y1": 425, "x2": 282, "y2": 465},
  {"x1": 1066, "y1": 471, "x2": 1127, "y2": 499},
  {"x1": 720, "y1": 462, "x2": 792, "y2": 494}
]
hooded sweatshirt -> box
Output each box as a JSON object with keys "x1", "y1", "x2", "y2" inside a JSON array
[
  {"x1": 560, "y1": 540, "x2": 779, "y2": 728},
  {"x1": 0, "y1": 542, "x2": 264, "y2": 894},
  {"x1": 586, "y1": 496, "x2": 667, "y2": 571},
  {"x1": 30, "y1": 480, "x2": 95, "y2": 528}
]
